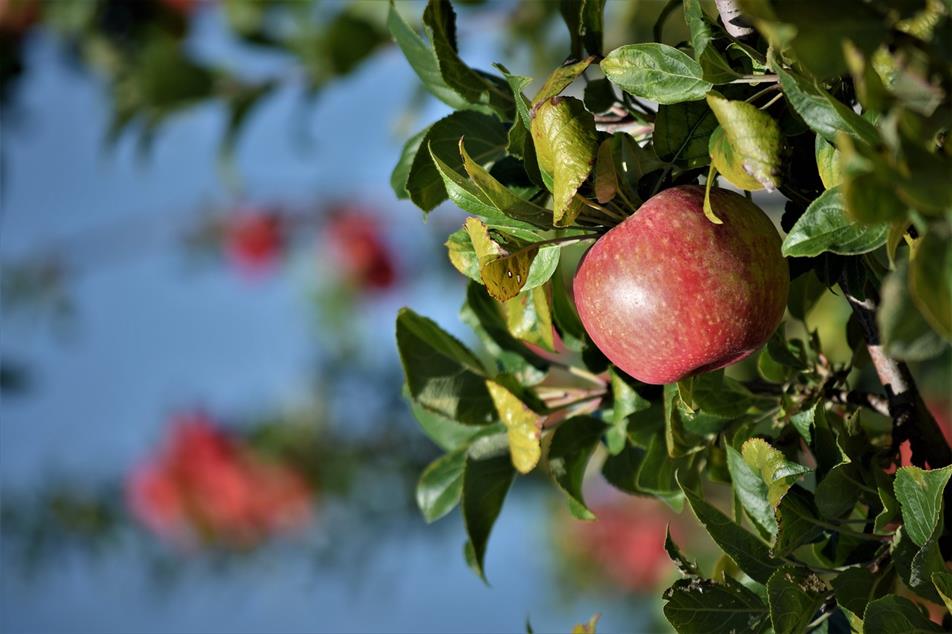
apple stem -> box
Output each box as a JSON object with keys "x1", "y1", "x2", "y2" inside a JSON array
[{"x1": 729, "y1": 74, "x2": 779, "y2": 84}]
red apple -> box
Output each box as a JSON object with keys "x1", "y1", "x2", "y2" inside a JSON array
[
  {"x1": 225, "y1": 209, "x2": 284, "y2": 274},
  {"x1": 324, "y1": 209, "x2": 397, "y2": 291},
  {"x1": 573, "y1": 185, "x2": 788, "y2": 384}
]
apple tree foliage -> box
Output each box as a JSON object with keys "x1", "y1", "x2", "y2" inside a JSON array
[{"x1": 392, "y1": 0, "x2": 952, "y2": 630}]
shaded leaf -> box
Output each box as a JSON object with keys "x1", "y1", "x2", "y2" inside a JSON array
[
  {"x1": 681, "y1": 480, "x2": 782, "y2": 583},
  {"x1": 863, "y1": 596, "x2": 943, "y2": 634},
  {"x1": 462, "y1": 454, "x2": 516, "y2": 581},
  {"x1": 766, "y1": 567, "x2": 828, "y2": 634},
  {"x1": 909, "y1": 229, "x2": 952, "y2": 340},
  {"x1": 879, "y1": 260, "x2": 947, "y2": 361},
  {"x1": 814, "y1": 136, "x2": 842, "y2": 190},
  {"x1": 459, "y1": 141, "x2": 553, "y2": 229},
  {"x1": 606, "y1": 367, "x2": 650, "y2": 455},
  {"x1": 396, "y1": 308, "x2": 495, "y2": 426},
  {"x1": 772, "y1": 485, "x2": 826, "y2": 558},
  {"x1": 653, "y1": 100, "x2": 718, "y2": 168},
  {"x1": 663, "y1": 578, "x2": 770, "y2": 634},
  {"x1": 548, "y1": 415, "x2": 607, "y2": 520}
]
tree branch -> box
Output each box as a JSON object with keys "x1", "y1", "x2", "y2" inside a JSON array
[
  {"x1": 839, "y1": 273, "x2": 950, "y2": 468},
  {"x1": 714, "y1": 0, "x2": 754, "y2": 39}
]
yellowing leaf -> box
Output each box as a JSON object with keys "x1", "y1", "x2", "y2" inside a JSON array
[
  {"x1": 741, "y1": 438, "x2": 810, "y2": 507},
  {"x1": 531, "y1": 97, "x2": 597, "y2": 226},
  {"x1": 706, "y1": 93, "x2": 782, "y2": 191},
  {"x1": 709, "y1": 126, "x2": 763, "y2": 192},
  {"x1": 463, "y1": 217, "x2": 540, "y2": 302},
  {"x1": 504, "y1": 286, "x2": 554, "y2": 351},
  {"x1": 486, "y1": 381, "x2": 542, "y2": 474}
]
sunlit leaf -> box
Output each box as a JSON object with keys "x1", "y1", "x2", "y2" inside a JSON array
[
  {"x1": 706, "y1": 94, "x2": 782, "y2": 191},
  {"x1": 894, "y1": 464, "x2": 952, "y2": 547},
  {"x1": 417, "y1": 448, "x2": 466, "y2": 523},
  {"x1": 601, "y1": 43, "x2": 713, "y2": 104},
  {"x1": 781, "y1": 186, "x2": 888, "y2": 257},
  {"x1": 486, "y1": 381, "x2": 542, "y2": 474}
]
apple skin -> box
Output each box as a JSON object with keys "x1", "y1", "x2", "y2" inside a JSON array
[{"x1": 573, "y1": 185, "x2": 788, "y2": 385}]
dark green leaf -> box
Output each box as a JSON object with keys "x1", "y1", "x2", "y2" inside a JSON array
[
  {"x1": 653, "y1": 100, "x2": 718, "y2": 168},
  {"x1": 681, "y1": 480, "x2": 782, "y2": 583},
  {"x1": 548, "y1": 415, "x2": 607, "y2": 520},
  {"x1": 862, "y1": 596, "x2": 943, "y2": 634},
  {"x1": 766, "y1": 567, "x2": 828, "y2": 634},
  {"x1": 601, "y1": 441, "x2": 647, "y2": 495},
  {"x1": 392, "y1": 125, "x2": 430, "y2": 199},
  {"x1": 772, "y1": 485, "x2": 826, "y2": 558},
  {"x1": 601, "y1": 43, "x2": 713, "y2": 104},
  {"x1": 396, "y1": 308, "x2": 495, "y2": 426},
  {"x1": 832, "y1": 566, "x2": 888, "y2": 625},
  {"x1": 462, "y1": 454, "x2": 516, "y2": 581},
  {"x1": 551, "y1": 266, "x2": 586, "y2": 351},
  {"x1": 422, "y1": 0, "x2": 513, "y2": 118},
  {"x1": 781, "y1": 186, "x2": 888, "y2": 257},
  {"x1": 417, "y1": 448, "x2": 466, "y2": 523},
  {"x1": 407, "y1": 111, "x2": 508, "y2": 212},
  {"x1": 663, "y1": 578, "x2": 770, "y2": 634},
  {"x1": 683, "y1": 0, "x2": 740, "y2": 83},
  {"x1": 607, "y1": 368, "x2": 651, "y2": 455},
  {"x1": 665, "y1": 526, "x2": 700, "y2": 577},
  {"x1": 772, "y1": 63, "x2": 878, "y2": 146},
  {"x1": 815, "y1": 461, "x2": 863, "y2": 519}
]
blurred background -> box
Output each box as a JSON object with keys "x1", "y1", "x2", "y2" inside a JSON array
[
  {"x1": 3, "y1": 2, "x2": 948, "y2": 633},
  {"x1": 0, "y1": 1, "x2": 701, "y2": 632}
]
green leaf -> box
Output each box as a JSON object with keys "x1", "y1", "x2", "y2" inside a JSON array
[
  {"x1": 531, "y1": 57, "x2": 595, "y2": 108},
  {"x1": 639, "y1": 433, "x2": 687, "y2": 511},
  {"x1": 530, "y1": 97, "x2": 597, "y2": 226},
  {"x1": 832, "y1": 566, "x2": 887, "y2": 627},
  {"x1": 417, "y1": 448, "x2": 467, "y2": 523},
  {"x1": 387, "y1": 2, "x2": 477, "y2": 112},
  {"x1": 504, "y1": 286, "x2": 554, "y2": 351},
  {"x1": 601, "y1": 441, "x2": 647, "y2": 495},
  {"x1": 407, "y1": 391, "x2": 487, "y2": 451},
  {"x1": 653, "y1": 100, "x2": 718, "y2": 168},
  {"x1": 781, "y1": 186, "x2": 888, "y2": 257},
  {"x1": 462, "y1": 454, "x2": 516, "y2": 581},
  {"x1": 909, "y1": 229, "x2": 952, "y2": 340},
  {"x1": 601, "y1": 43, "x2": 713, "y2": 105},
  {"x1": 863, "y1": 596, "x2": 944, "y2": 634},
  {"x1": 407, "y1": 111, "x2": 508, "y2": 212},
  {"x1": 607, "y1": 368, "x2": 651, "y2": 455},
  {"x1": 485, "y1": 380, "x2": 542, "y2": 474},
  {"x1": 789, "y1": 402, "x2": 816, "y2": 443},
  {"x1": 894, "y1": 464, "x2": 952, "y2": 547},
  {"x1": 681, "y1": 480, "x2": 782, "y2": 583},
  {"x1": 814, "y1": 136, "x2": 842, "y2": 190},
  {"x1": 709, "y1": 127, "x2": 762, "y2": 191},
  {"x1": 772, "y1": 63, "x2": 878, "y2": 146},
  {"x1": 879, "y1": 260, "x2": 947, "y2": 361},
  {"x1": 663, "y1": 578, "x2": 770, "y2": 634},
  {"x1": 766, "y1": 567, "x2": 827, "y2": 634},
  {"x1": 683, "y1": 0, "x2": 740, "y2": 83},
  {"x1": 396, "y1": 308, "x2": 495, "y2": 426},
  {"x1": 931, "y1": 571, "x2": 952, "y2": 613},
  {"x1": 458, "y1": 141, "x2": 554, "y2": 230},
  {"x1": 460, "y1": 281, "x2": 549, "y2": 383},
  {"x1": 742, "y1": 438, "x2": 811, "y2": 507},
  {"x1": 392, "y1": 125, "x2": 430, "y2": 199},
  {"x1": 894, "y1": 528, "x2": 946, "y2": 603},
  {"x1": 548, "y1": 415, "x2": 607, "y2": 520},
  {"x1": 706, "y1": 94, "x2": 782, "y2": 191},
  {"x1": 815, "y1": 461, "x2": 863, "y2": 519},
  {"x1": 772, "y1": 485, "x2": 826, "y2": 558},
  {"x1": 727, "y1": 444, "x2": 778, "y2": 536}
]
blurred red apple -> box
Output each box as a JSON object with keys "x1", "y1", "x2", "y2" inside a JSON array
[
  {"x1": 574, "y1": 185, "x2": 788, "y2": 384},
  {"x1": 324, "y1": 209, "x2": 397, "y2": 291},
  {"x1": 571, "y1": 499, "x2": 673, "y2": 592},
  {"x1": 0, "y1": 0, "x2": 39, "y2": 37},
  {"x1": 225, "y1": 209, "x2": 284, "y2": 274},
  {"x1": 160, "y1": 0, "x2": 201, "y2": 16},
  {"x1": 127, "y1": 413, "x2": 312, "y2": 548}
]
